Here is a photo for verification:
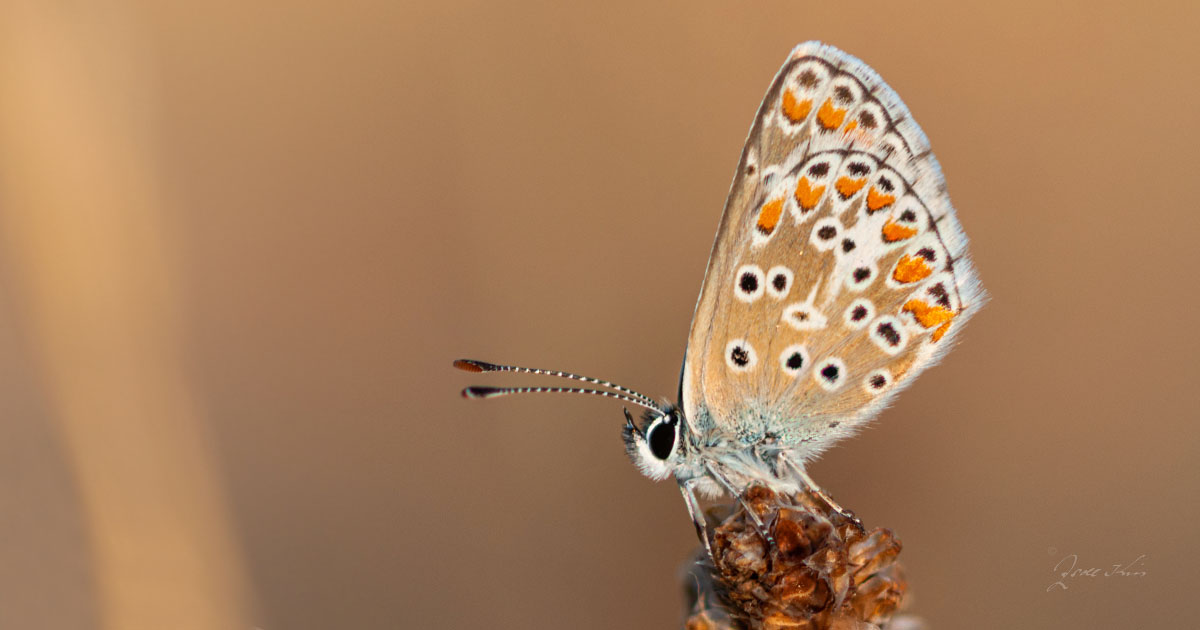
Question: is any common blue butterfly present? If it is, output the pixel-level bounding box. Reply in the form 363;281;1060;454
456;41;983;553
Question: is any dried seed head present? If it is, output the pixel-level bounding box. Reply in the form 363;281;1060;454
682;485;922;630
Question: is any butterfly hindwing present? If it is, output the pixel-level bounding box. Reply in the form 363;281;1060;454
680;42;983;460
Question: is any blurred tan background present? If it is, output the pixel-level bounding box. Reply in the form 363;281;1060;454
1;1;1197;629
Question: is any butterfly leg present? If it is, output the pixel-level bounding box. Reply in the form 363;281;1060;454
678;479;713;558
781;455;862;528
704;462;776;549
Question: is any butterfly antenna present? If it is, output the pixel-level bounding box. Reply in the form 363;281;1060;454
453;359;658;407
461;385;663;415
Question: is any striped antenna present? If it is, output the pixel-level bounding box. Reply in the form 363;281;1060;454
453;358;658;407
461;385;664;415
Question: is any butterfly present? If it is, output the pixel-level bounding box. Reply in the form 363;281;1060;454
455;42;984;553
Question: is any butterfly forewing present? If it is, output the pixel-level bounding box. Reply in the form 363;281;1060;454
680;42;983;457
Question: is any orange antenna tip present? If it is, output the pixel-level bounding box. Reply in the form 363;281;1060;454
453;359;489;373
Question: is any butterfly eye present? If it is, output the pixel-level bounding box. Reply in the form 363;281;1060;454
646;417;677;460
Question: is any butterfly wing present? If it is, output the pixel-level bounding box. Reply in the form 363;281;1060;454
680;42;984;460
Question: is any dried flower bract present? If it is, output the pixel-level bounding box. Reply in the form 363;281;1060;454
683;485;920;630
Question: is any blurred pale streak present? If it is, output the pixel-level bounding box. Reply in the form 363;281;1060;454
0;3;252;628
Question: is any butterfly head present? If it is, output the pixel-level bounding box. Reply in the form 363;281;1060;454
623;406;690;481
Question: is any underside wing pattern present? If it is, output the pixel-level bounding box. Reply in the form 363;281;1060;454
680;42;984;461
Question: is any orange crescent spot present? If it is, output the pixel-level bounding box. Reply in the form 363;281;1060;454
843;119;858;133
794;177;826;211
866;187;895;211
756;198;784;235
882;220;918;242
892;254;933;283
903;299;957;331
781;89;813;123
835;176;866;198
816;98;846;130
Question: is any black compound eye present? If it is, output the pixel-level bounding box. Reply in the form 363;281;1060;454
647;419;676;460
